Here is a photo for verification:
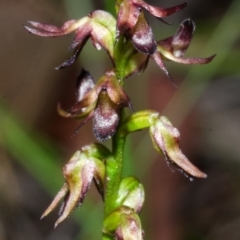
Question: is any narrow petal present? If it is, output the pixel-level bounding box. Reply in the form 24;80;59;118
55;156;95;227
151;52;175;85
133;0;187;18
24;18;89;37
93;91;120;141
165;54;216;64
41;183;68;220
26;21;73;33
55;23;92;70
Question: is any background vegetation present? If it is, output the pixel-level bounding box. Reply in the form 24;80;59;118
0;0;240;239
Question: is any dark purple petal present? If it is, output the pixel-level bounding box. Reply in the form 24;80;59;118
172;18;195;57
93;91;120;142
117;0;140;40
151;52;175;85
166;54;216;64
124;50;149;78
133;0;187;19
70;23;92;49
131;11;157;54
24;20;79;37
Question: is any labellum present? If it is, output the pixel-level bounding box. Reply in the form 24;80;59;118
93;90;120;142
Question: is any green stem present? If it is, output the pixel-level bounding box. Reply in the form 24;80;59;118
104;131;126;217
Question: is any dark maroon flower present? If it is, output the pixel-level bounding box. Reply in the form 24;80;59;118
41;146;107;227
24;10;116;69
58;69;132;141
103;206;143;240
116;0;187;54
156;18;216;65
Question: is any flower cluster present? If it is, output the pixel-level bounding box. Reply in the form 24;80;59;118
25;2;214;137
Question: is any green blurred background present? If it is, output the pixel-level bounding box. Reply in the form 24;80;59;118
1;0;240;239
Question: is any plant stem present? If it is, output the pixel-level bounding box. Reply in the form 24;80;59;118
104;131;126;217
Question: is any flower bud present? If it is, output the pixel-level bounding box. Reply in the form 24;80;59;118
41;147;106;227
116;177;145;213
76;69;95;102
103;207;143;240
116;0;187;54
172;18;195;57
131;11;156;54
150;116;207;179
93;90;120;141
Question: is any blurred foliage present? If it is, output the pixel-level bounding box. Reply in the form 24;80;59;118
0;0;240;239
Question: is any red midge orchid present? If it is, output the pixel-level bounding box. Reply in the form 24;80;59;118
24;1;215;239
116;0;187;54
58;69;132;141
41;144;109;227
24;10;116;69
156;18;216;65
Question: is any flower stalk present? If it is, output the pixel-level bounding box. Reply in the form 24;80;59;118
24;1;215;239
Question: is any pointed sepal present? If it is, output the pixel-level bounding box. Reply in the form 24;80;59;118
150;116;207;179
24;10;116;69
